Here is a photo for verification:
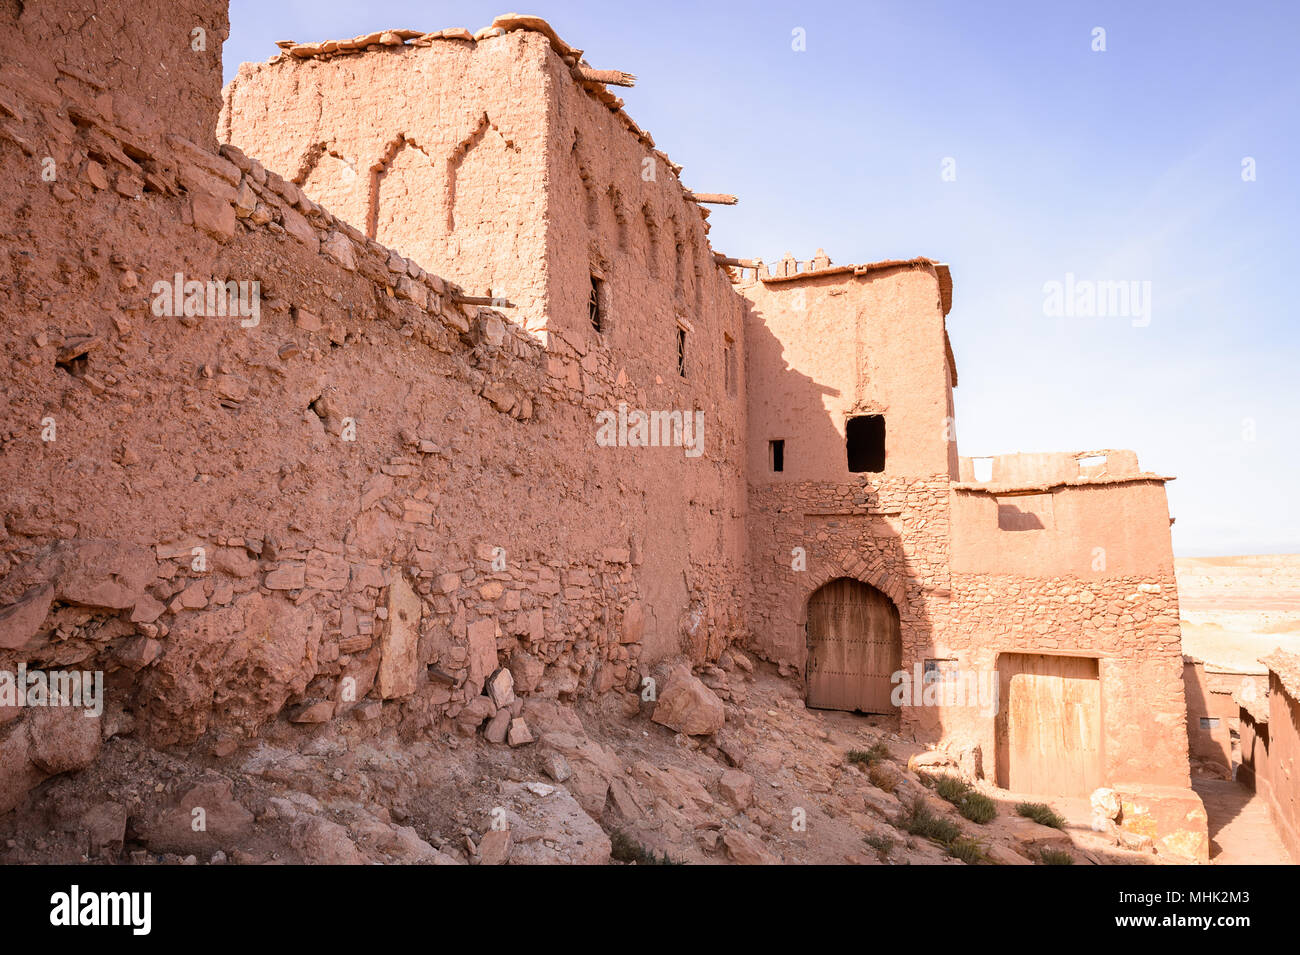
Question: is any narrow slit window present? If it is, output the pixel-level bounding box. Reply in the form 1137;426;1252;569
1200;717;1220;730
676;326;687;377
846;414;885;473
723;338;737;396
589;274;604;333
770;439;784;472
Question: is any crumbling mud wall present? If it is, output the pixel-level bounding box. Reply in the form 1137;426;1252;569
1241;653;1300;862
541;30;749;666
0;0;228;151
1;2;1200;852
0;4;743;814
221;29;551;331
222;24;750;669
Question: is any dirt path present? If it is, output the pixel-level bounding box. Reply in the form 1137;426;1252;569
1193;778;1293;864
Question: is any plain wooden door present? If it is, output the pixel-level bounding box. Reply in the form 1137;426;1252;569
996;653;1102;796
806;578;901;714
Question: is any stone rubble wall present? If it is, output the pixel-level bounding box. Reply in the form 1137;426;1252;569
744;477;953;672
940;572;1190;787
0;15;743;812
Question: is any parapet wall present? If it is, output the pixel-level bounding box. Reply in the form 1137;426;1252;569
957;449;1143;486
950;479;1177;577
222;28;552;332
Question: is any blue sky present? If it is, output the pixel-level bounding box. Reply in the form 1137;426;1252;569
225;1;1299;556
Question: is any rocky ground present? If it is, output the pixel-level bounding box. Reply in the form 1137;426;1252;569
0;653;1170;865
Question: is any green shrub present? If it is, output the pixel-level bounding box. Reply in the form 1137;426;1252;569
864;832;895;859
933;774;969;802
957;791;997;824
1016;802;1066;830
897;797;962;844
847;742;892;768
610;830;683;865
1039;847;1074;865
929;774;996;824
947;836;987;864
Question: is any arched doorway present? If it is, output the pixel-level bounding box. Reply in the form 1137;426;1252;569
805;578;902;714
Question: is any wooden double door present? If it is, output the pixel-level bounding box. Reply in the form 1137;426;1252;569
996;652;1102;796
805;578;901;714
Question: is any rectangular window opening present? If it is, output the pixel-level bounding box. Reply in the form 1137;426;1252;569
769;439;784;473
589;274;604;334
676;326;687;377
1200;717;1220;730
846;414;885;473
923;659;960;685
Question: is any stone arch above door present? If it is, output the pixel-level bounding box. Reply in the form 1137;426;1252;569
795;552;907;627
804;576;902;714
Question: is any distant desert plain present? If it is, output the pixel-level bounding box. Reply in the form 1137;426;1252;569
1176;554;1300;672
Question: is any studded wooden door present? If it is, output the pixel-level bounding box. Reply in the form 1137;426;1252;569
996;653;1102;797
805;578;901;714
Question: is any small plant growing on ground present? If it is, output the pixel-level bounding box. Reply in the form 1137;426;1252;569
947;836;987;864
847;741;892;768
1016;802;1066;830
897;797;962;844
1039;847;1073;865
610;830;682;865
864;832;895;860
956;790;997;824
932;774;969;802
930;774;997;824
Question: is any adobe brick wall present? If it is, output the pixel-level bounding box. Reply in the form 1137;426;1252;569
0;7;756;809
738;265;954;678
1240;657;1300;862
0;0;228;150
943;573;1189;787
222;26;751;669
1182;659;1264;774
736;260;1191;790
222;31;551;330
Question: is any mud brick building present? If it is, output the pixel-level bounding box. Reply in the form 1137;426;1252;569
0;5;1206;854
1238;651;1300;862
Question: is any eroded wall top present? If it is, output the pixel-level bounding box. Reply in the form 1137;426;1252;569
0;0;228;150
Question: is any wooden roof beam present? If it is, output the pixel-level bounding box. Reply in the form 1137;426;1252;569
575;66;637;87
686;192;737;205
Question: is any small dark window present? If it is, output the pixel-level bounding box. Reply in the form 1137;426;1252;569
589;275;604;333
924;659;959;684
770;439;784;472
1200;717;1220;730
676;326;687;377
723;339;736;396
846;415;885;472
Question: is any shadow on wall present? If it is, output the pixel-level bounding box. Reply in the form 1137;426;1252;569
742;301;942;731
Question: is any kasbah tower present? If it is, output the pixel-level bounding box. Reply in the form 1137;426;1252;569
0;6;1206;857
